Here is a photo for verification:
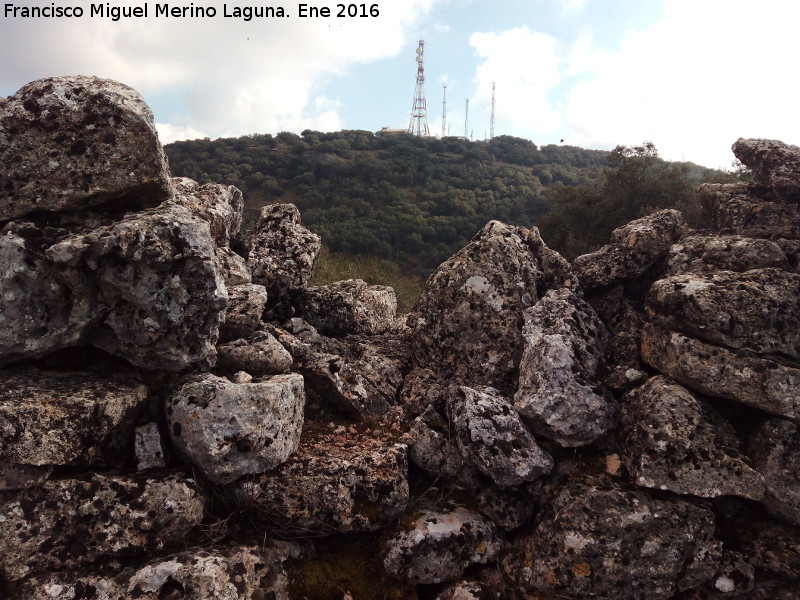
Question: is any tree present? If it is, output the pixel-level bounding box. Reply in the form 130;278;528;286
537;142;698;259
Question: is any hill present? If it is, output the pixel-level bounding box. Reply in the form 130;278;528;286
164;131;722;271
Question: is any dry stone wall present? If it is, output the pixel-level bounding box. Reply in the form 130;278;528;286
0;76;799;600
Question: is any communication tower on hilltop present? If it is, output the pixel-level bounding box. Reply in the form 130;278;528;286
490;82;496;140
442;83;447;138
408;40;430;137
465;99;469;139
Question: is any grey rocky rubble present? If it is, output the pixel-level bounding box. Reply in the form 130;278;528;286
0;76;799;600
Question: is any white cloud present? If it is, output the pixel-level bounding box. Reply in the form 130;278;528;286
155;122;210;144
470;27;564;138
1;0;438;140
562;0;800;167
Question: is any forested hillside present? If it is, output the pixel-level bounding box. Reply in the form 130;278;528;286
165;131;725;271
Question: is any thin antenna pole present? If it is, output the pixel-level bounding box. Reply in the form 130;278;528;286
490;82;496;140
465;98;469;139
407;40;430;136
442;83;447;138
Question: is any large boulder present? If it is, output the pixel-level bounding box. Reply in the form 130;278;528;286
665;233;790;275
169;177;243;247
646;268;800;360
216;330;293;376
448;385;553;487
382;506;503;585
234;430;408;535
0;203;228;370
247;204;321;316
732;138;800;201
0;368;148;489
506;483;722;600
302;278;397;336
619;376;764;500
747;418;800;526
0;473;205;581
0;76;172;222
409;221;540;395
572;209;687;290
218;283;268;342
698;182;800;239
166;373;304;485
641;324;800;420
514;288;616;447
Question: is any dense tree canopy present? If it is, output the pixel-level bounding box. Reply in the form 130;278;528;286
165;133;725;272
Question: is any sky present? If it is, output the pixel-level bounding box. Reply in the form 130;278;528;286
1;0;799;169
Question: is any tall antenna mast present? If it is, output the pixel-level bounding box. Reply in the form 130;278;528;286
490;82;496;140
465;98;469;139
442;83;447;138
407;40;430;137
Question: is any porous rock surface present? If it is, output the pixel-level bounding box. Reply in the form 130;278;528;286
409;220;540;395
0;367;148;487
247;203;321;315
514;287;616;447
233;430;409;535
506;482;722;600
619;376;764;500
166;373;304;485
0;473;205;581
0;75;171;221
448;385;553;486
3;76;800;600
303;278;397;336
382;506;503;585
14;544;293;600
572;209;687;290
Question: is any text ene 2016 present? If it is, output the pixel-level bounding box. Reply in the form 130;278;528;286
298;3;380;17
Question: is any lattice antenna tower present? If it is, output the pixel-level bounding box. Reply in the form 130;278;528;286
490;82;496;140
464;98;469;139
442;83;447;138
408;40;430;136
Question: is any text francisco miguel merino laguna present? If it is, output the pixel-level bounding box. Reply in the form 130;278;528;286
4;2;381;20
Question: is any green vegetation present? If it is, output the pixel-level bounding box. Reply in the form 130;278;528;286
536;142;741;259
165;131;609;272
165;132;730;274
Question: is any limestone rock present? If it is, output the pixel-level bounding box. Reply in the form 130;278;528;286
302;278;397;336
215;245;252;286
435;580;490;600
382;506;503;585
299;332;409;421
406;405;482;490
507;483;721;600
235;431;408;535
732;138;800;201
646;268;800;359
0;473;205;581
400;367;450;415
218;283;268;343
166;373;304;485
0;368;148;487
14;544;292;600
0;76;171;222
216;330;293;376
698;182;800;239
666;233;790;275
409;220;540;394
135;422;166;471
641;324;800;419
169;177;243;247
475;485;538;531
747;418;800;525
619;376;764;500
0;202;227;370
449;385;553;487
247;204;321;316
514;288;616;447
572;209;687;290
709;550;755;597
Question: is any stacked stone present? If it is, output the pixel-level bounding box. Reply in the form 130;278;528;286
2;74;800;600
